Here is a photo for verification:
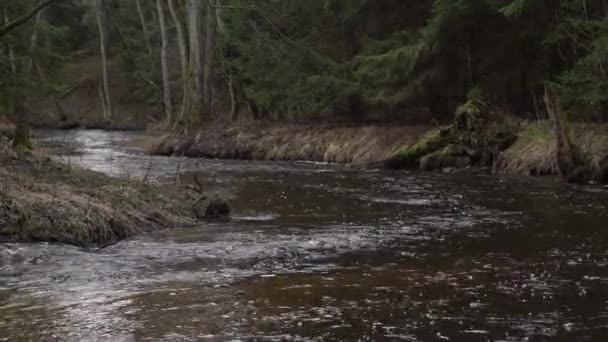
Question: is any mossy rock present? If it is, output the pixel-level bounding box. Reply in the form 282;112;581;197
193;195;231;221
385;129;446;168
12;124;33;151
442;144;466;156
419;148;472;171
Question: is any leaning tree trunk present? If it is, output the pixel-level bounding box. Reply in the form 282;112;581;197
203;0;217;117
168;0;189;123
135;0;153;56
157;0;172;121
543;86;578;180
0;0;55;38
26;8;43;77
95;0;112;123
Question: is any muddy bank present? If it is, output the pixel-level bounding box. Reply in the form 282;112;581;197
146;122;430;165
0;143;207;247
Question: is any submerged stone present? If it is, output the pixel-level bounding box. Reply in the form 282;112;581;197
193;195;231;221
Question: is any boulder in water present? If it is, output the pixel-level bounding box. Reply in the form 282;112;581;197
193;195;231;221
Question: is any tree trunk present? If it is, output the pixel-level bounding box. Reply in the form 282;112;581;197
26;8;43;77
216;0;238;121
168;0;189;122
12;123;32;151
95;0;112;123
187;0;204;118
157;0;172;121
135;0;153;55
2;7;15;116
543;86;577;179
203;0;217;117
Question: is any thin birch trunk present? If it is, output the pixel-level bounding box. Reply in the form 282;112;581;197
95;0;112;122
168;0;189;121
187;0;203;118
203;0;217;116
26;8;43;77
135;0;153;55
216;0;238;120
157;0;172;120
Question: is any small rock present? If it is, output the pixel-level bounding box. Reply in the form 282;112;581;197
193;194;231;221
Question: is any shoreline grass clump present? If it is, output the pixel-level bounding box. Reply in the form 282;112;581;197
0;142;201;247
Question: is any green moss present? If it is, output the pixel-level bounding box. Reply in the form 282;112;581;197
386;128;446;168
442;144;466;156
419;145;472;171
514;121;552;145
12;124;33;151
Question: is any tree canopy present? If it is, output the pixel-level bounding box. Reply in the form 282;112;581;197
1;0;607;125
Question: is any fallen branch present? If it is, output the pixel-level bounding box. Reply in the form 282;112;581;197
0;0;57;38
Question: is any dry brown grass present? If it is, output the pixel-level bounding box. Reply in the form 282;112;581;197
497;121;608;180
0;144;197;247
0;118;14;140
146;122;432;165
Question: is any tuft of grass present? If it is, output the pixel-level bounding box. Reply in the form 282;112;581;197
0;143;198;247
497;121;608;180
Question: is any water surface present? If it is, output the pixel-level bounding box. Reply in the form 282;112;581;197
1;130;608;341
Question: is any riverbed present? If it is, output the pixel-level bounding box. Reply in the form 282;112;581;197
1;130;608;341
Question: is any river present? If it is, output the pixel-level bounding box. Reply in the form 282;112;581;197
1;129;608;341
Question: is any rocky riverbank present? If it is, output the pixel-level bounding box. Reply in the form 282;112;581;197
384;114;608;182
0;142;224;248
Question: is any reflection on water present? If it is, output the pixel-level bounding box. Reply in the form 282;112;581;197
0;130;607;341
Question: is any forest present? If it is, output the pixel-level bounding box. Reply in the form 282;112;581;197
3;2;608;341
0;0;607;126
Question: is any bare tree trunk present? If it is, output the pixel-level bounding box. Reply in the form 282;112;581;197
135;0;153;55
95;0;112;122
216;0;238;121
187;0;204;118
543;86;576;179
4;11;16;75
2;7;15;116
26;8;43;77
168;0;189;122
228;75;238;121
203;0;217;117
157;0;172;121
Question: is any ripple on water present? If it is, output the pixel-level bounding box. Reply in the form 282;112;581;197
1;129;607;341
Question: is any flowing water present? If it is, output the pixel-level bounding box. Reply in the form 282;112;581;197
1;130;608;341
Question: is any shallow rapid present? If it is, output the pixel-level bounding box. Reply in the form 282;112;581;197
1;130;608;341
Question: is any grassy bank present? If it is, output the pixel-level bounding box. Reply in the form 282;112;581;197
0;143;200;247
144;119;607;183
497;121;608;181
146;122;430;165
